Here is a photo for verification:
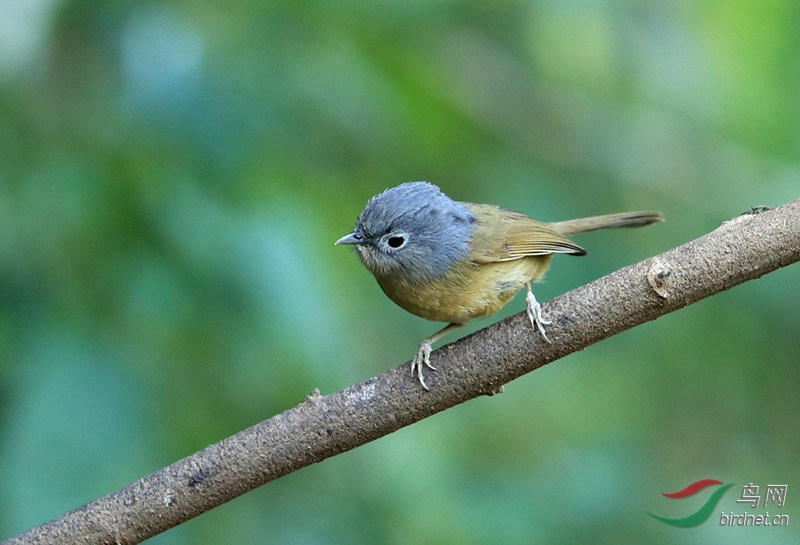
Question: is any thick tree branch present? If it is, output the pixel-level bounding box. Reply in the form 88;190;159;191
5;199;799;545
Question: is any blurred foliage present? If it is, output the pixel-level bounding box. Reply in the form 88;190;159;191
1;0;798;543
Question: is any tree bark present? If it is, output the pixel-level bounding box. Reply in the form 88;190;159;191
4;199;799;545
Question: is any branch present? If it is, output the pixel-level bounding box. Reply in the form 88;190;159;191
5;199;800;545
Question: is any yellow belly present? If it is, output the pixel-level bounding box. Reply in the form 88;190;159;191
375;255;552;324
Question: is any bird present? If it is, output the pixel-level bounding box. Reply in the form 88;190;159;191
336;181;663;389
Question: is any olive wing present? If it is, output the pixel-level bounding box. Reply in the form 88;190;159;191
464;203;586;264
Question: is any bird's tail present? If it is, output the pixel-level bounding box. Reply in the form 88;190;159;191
550;211;664;236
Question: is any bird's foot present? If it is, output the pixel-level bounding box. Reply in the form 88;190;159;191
525;286;551;343
411;341;436;390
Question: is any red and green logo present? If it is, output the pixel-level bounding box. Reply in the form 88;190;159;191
648;479;735;527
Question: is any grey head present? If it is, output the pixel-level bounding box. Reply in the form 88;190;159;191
336;182;476;285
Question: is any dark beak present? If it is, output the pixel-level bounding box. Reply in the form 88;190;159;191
335;232;364;245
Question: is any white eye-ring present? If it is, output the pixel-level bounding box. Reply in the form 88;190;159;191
383;233;408;250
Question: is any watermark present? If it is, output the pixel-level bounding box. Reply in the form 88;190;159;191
648;479;789;528
719;511;789;527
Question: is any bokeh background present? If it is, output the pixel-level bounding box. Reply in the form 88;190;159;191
1;1;798;543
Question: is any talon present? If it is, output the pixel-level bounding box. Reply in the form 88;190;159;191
408;323;461;391
525;284;551;343
411;341;434;390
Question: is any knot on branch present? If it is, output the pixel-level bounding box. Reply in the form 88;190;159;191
647;257;673;299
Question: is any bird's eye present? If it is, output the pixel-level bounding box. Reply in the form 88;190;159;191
387;235;406;249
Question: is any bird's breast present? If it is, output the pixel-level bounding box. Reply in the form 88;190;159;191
374;256;552;324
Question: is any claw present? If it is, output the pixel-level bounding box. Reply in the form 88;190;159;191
408;323;462;390
525;283;551;343
411;341;436;390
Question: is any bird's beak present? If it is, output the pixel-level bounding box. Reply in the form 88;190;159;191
335;232;363;245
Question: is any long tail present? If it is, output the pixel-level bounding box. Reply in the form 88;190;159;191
550;211;664;236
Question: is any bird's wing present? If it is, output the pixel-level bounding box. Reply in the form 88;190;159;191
464;203;586;264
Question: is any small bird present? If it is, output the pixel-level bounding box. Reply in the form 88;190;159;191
336;182;663;390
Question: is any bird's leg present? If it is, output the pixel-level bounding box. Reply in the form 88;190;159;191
412;323;462;390
525;282;551;342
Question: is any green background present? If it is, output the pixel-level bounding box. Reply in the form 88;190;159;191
1;0;798;543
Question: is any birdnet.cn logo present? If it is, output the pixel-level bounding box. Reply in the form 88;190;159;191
647;479;789;528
